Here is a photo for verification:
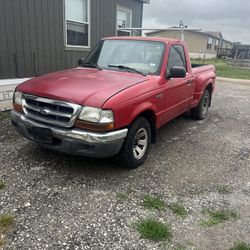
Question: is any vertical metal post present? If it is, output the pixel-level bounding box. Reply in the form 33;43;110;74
234;49;239;62
179;20;185;41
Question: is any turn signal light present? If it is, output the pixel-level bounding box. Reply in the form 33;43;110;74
13;103;23;113
75;120;114;132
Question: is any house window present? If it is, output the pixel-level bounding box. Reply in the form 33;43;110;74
207;37;213;49
214;39;219;50
117;6;132;36
65;0;90;47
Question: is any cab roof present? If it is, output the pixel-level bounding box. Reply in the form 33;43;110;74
103;36;182;45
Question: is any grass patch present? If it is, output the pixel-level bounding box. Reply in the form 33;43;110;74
137;218;172;242
174;243;187;250
142;195;166;211
169;203;188;218
231;242;250;250
200;209;237;226
116;192;128;200
116;187;135;200
0;215;14;234
0;112;9;121
191;58;250;80
0;238;6;247
0;181;5;190
217;185;232;194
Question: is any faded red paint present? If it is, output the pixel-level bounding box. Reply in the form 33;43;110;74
16;37;216;130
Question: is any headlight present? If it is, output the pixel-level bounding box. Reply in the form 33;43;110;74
14;91;23;105
78;106;114;124
13;91;23;112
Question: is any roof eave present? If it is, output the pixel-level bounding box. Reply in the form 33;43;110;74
146;29;233;44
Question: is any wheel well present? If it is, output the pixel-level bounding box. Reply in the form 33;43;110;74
206;83;213;107
138;110;157;144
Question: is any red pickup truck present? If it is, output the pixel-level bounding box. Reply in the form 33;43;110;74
11;37;215;168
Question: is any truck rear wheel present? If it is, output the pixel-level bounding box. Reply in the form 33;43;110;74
118;117;151;169
191;89;210;120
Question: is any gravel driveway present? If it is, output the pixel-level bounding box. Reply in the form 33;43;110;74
0;81;250;250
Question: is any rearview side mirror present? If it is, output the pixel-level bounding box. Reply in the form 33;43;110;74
78;58;86;66
166;66;186;79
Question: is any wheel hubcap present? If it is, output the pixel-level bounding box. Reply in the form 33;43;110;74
133;128;148;160
201;94;209;116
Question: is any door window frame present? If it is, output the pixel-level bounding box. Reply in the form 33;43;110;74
167;45;187;73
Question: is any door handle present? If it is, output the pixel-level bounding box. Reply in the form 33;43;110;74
186;79;193;85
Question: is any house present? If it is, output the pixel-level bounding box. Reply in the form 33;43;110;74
146;29;233;59
0;0;149;79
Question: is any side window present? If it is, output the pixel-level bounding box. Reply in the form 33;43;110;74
167;45;187;72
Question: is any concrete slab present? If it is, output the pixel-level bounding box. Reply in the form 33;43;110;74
0;78;30;111
0;78;30;86
216;77;250;84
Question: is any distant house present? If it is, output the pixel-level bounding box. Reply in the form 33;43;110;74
146;29;233;59
0;0;149;79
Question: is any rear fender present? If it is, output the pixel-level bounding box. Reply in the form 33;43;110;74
193;73;215;105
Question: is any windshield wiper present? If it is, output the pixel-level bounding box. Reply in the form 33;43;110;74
108;64;146;76
81;62;102;70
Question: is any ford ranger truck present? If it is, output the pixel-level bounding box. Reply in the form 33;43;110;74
11;37;216;168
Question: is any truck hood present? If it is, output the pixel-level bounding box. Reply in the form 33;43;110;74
17;68;148;107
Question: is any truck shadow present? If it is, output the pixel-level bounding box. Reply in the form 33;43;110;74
22;112;195;172
18;112;202;190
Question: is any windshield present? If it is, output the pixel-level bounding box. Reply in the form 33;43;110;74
85;40;165;75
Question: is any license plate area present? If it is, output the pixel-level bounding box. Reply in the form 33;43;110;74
31;127;53;144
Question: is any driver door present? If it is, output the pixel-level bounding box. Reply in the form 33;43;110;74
160;45;194;124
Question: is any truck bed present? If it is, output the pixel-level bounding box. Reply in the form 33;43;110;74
192;64;215;76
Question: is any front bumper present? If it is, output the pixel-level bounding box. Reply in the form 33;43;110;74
10;110;128;158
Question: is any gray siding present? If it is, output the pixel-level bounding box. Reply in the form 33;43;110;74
0;0;143;79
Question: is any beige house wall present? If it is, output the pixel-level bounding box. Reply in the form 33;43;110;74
183;31;215;54
146;30;232;59
221;41;233;49
148;30;182;39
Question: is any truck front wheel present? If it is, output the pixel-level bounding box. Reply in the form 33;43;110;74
191;89;211;120
118;117;151;169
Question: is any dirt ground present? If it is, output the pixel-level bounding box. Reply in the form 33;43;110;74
0;80;250;250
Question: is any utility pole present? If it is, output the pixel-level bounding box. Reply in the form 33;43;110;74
179;20;185;41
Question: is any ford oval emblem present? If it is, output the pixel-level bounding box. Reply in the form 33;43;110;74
40;108;50;115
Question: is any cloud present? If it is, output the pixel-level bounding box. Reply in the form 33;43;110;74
142;0;250;43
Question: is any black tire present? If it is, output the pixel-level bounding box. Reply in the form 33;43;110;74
118;117;151;169
191;89;211;120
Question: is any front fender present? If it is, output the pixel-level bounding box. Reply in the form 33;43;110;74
129;101;157;125
112;98;158;130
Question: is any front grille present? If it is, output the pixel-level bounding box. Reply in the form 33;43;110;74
22;94;82;128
